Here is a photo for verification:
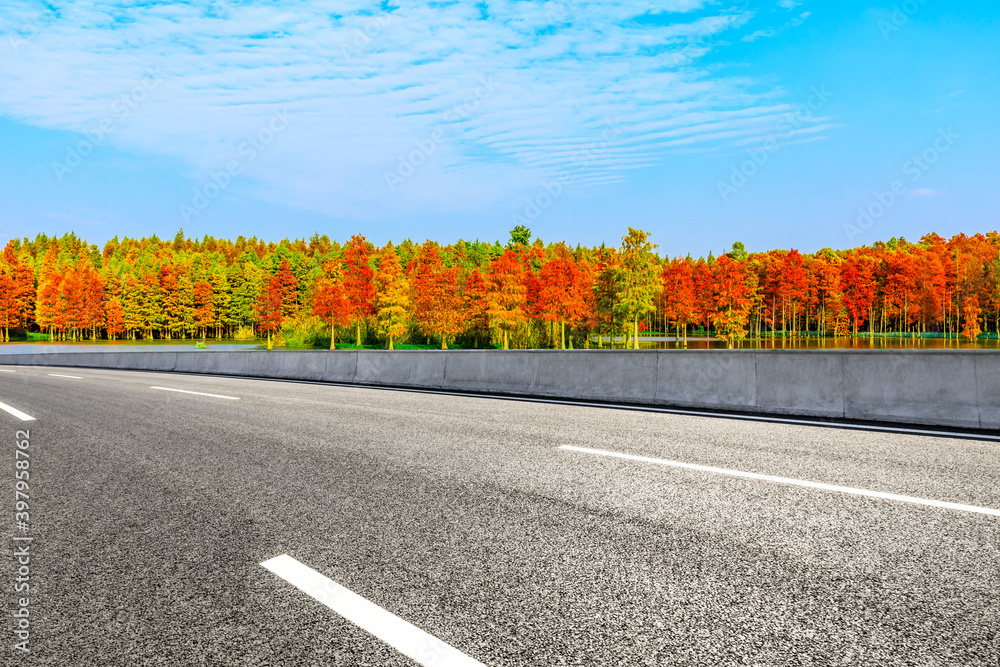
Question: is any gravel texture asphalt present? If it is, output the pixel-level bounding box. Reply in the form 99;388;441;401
0;365;998;666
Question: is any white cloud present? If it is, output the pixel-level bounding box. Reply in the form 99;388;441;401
742;10;810;41
0;0;831;220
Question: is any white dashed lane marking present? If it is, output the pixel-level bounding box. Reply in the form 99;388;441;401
561;445;1000;517
150;386;240;400
0;400;34;421
261;555;486;666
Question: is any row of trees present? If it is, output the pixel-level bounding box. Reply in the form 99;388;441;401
2;228;999;349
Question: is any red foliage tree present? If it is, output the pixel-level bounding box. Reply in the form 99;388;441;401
771;249;808;336
709;255;752;345
408;242;463;349
312;261;351;349
538;244;586;349
343;235;375;346
840;252;876;337
193;280;216;339
659;257;697;344
255;274;284;349
462;268;490;347
275;259;299;318
485;249;526;349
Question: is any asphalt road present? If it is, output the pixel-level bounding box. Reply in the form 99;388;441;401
0;364;998;666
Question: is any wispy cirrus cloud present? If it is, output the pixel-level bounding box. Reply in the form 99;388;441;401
742;9;811;42
0;0;832;221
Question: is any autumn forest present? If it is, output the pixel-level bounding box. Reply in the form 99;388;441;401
1;227;999;350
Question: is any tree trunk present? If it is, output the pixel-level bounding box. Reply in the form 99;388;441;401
330;319;336;350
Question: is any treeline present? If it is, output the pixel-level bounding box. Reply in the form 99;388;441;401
1;227;999;349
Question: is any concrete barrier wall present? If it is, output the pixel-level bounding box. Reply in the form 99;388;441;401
1;349;997;430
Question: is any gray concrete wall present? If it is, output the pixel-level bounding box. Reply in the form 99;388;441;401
1;349;996;429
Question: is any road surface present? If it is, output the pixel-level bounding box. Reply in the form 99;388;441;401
1;364;997;665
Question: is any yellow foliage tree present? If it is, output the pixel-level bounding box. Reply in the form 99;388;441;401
374;246;410;350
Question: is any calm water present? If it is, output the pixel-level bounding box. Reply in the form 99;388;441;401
590;335;1000;350
627;336;1000;350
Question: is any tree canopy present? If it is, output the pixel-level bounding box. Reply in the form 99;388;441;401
3;229;1000;349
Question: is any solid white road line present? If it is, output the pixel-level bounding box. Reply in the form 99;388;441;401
48;373;82;379
149;386;240;400
261;555;485;667
0;400;34;421
0;369;16;373
561;445;1000;518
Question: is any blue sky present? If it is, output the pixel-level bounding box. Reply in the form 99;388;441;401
0;0;997;256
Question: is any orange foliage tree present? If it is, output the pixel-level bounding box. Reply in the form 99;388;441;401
485;249;526;349
538;244;586;349
6;228;1000;347
343;235;375;346
312;261;350;349
408;242;463;349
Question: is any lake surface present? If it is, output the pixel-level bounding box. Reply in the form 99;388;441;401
621;336;1000;350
